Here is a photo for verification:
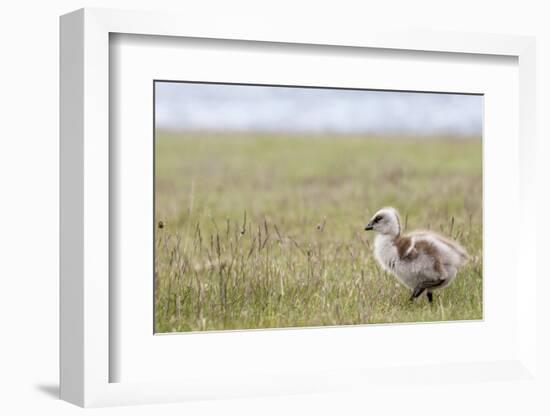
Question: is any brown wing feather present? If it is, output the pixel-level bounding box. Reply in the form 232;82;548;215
409;230;468;261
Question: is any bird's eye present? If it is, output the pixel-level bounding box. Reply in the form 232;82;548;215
374;215;383;223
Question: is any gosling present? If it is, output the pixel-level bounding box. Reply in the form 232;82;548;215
364;207;468;303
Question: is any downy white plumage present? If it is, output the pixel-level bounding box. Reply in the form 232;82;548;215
364;207;468;303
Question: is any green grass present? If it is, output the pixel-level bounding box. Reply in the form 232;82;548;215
155;132;482;332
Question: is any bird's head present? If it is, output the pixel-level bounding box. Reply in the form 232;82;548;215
365;207;401;237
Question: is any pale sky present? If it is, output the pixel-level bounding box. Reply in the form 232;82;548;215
155;82;482;137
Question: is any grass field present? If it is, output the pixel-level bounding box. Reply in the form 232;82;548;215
154;132;482;332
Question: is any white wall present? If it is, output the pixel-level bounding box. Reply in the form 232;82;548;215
1;1;548;415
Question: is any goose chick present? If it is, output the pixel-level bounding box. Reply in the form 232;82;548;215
364;207;468;303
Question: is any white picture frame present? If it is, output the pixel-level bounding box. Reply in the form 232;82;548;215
60;7;539;408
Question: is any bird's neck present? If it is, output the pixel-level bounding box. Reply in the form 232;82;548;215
374;233;399;250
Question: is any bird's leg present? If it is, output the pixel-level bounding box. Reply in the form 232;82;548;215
409;286;426;301
426;291;433;303
411;279;445;302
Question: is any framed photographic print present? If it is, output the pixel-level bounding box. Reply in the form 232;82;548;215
60;8;540;409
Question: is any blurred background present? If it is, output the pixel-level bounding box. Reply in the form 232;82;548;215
155;82;482;137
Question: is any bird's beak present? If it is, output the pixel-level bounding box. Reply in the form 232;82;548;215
365;222;374;231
